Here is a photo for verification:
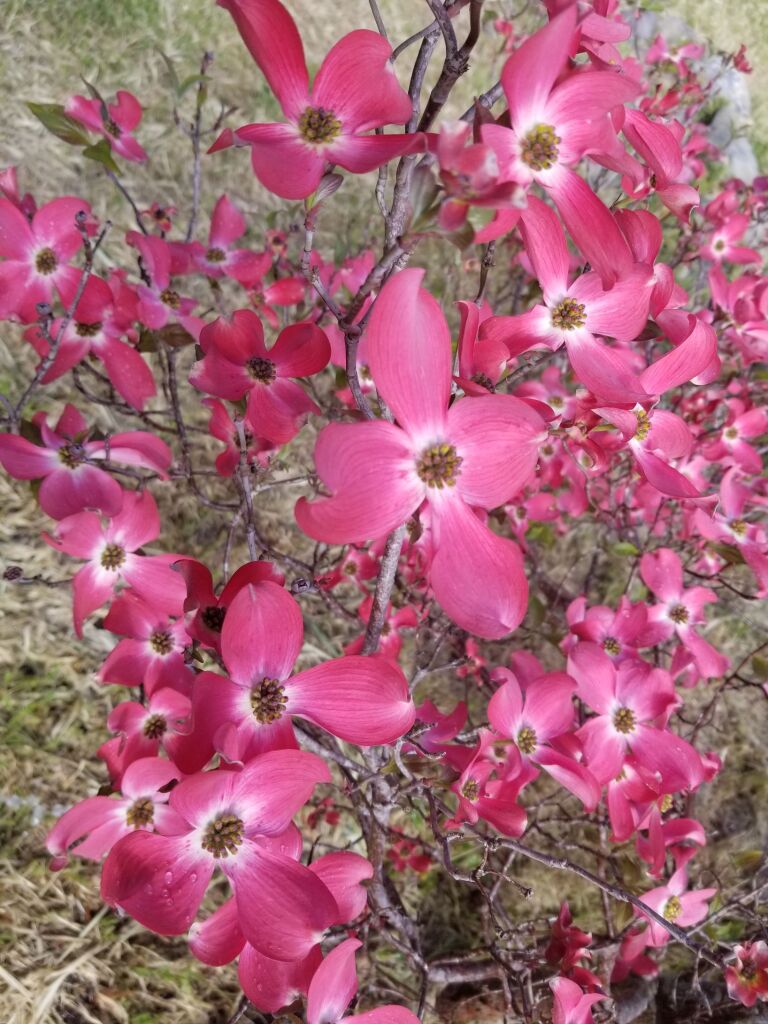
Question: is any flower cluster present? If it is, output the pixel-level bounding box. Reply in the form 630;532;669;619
1;0;766;1019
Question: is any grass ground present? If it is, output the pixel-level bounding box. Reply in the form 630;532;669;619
1;2;767;1023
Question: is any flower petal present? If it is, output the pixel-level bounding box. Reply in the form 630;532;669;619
366;268;451;440
222;582;303;684
288;655;415;745
429;497;528;639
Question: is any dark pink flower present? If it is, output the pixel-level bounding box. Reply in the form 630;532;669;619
46;757;182;870
725;941;768;1007
306;937;420;1024
482;196;652;403
43;491;186;635
173;557;283;649
636;866;716;946
66;89;147;162
99;589;190;693
640;548;730;679
192;582;416;763
190;851;371;1012
0;195;91;321
568;644;703;790
23;272;156;409
481;6;640;284
488;670;599;810
0;405;169;519
101;749;339;960
296;269;547;639
189;194;272;283
216;0;419;200
190;309;330;445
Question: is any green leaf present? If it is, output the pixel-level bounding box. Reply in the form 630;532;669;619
81;77;109;118
752;656;768;681
82;138;120;174
155;48;180;94
26;102;90;146
527;521;555;547
734;849;764;871
612;542;640;557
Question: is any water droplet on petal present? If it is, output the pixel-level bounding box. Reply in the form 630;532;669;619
164;870;173;884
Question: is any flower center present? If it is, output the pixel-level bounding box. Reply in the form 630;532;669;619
731;518;747;537
517;726;537;755
35;247;58;275
669;604;689;624
521;123;560;171
75;320;103;337
201;605;226;632
416;443;463;489
206;246;226;263
298;106;342;144
634;409;651;441
663;894;683;922
201;813;245;858
613;706;636;734
160;288;181;309
250;677;288;724
549;395;564;408
724;426;739;440
247;357;277;384
659;793;673;813
150;630;174;655
100;543;126;571
104;117;122;138
462;779;479;801
126;797;154;828
58;443;86;468
551;297;587;331
143;713;167;739
603;636;621;656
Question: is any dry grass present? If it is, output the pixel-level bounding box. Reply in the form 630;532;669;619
1;2;767;1022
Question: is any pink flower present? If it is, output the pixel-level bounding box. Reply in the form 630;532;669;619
488;669;599;810
99;589;190;692
190;309;330;445
173;557;284;650
125;232;201;336
306;937;420;1024
43;490;187;635
550;976;606;1024
482;196;652;403
701;398;768;473
215;0;418;200
296;269;547;639
725;941;768;1007
447;730;528;836
636;866;716;946
101;749;339;960
23;272;156;409
482;6;639;284
568;644;703;790
455;298;509;395
100;685;194;782
46;757;182;870
189;194;271;283
0;195;91;321
693;468;768;596
190;851;371;1012
192;581;416;763
66;89;147;162
565;595;648;662
640;548;730;679
0;404;169;519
